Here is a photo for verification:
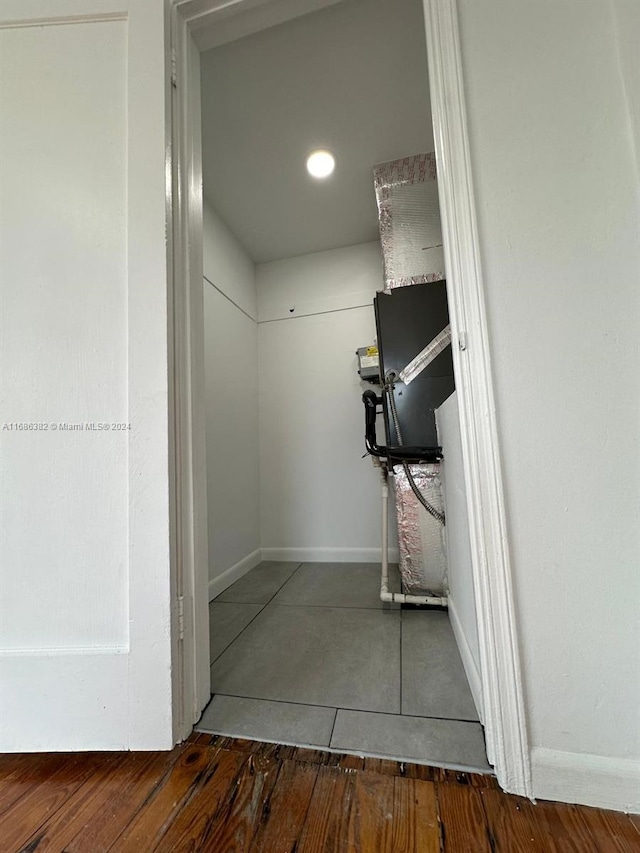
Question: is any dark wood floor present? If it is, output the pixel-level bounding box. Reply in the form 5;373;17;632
0;732;637;852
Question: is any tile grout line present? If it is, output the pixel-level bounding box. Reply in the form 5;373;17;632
206;693;482;725
327;708;339;749
220;563;402;612
267;563;402;611
263;562;304;606
209;604;267;666
211;693;399;716
209;562;303;667
212;598;398;670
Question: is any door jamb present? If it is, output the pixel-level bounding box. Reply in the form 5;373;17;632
169;0;210;740
423;0;531;797
169;0;532;797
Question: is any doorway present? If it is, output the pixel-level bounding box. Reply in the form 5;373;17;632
172;2;526;792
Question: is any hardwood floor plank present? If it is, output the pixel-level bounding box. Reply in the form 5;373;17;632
628;813;640;836
345;769;396;852
189;733;214;746
522;801;602;852
467;771;501;789
151;748;246;852
195;750;281;852
334;753;366;772
106;744;214;852
15;753;127;853
0;755;71;819
0;754;63;790
0;754;32;774
403;763;438;782
391;777;441;853
0;738;631;853
251;742;284;762
362;758;402;778
268;744;298;761
286;747;331;766
573;804;640;852
297;765;356;853
482;787;629;853
63;747;187;853
436;781;492;852
436;768;499;789
247;759;319;853
480;788;562;852
0;754;105;853
297;766;441;853
208;735;234;749
492;792;601;853
226;738;263;755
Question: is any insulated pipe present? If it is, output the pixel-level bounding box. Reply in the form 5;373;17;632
379;467;448;607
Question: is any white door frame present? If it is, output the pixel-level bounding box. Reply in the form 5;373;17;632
423;0;531;797
169;0;532;798
169;0;211;741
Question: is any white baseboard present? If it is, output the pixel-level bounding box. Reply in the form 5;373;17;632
260;546;400;564
448;596;484;724
208;547;400;600
531;747;640;813
208;549;262;601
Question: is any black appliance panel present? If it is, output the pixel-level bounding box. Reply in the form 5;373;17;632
374;282;455;448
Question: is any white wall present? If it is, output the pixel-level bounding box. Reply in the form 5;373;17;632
257;242;399;562
436;392;481;717
203;200;260;592
457;0;640;810
204;201;257;318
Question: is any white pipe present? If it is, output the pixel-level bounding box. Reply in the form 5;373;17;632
379;466;448;607
380;467;389;590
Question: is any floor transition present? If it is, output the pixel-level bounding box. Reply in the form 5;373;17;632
3;734;634;851
198;561;489;772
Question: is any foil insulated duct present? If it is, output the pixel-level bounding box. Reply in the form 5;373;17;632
392;463;447;594
373;153;445;290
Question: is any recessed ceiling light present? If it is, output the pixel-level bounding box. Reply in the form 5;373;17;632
306;149;335;179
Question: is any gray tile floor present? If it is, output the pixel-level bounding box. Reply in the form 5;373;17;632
197;561;490;772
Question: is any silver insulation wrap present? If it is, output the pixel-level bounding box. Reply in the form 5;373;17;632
392;463;447;594
399;324;452;386
373;153;445;290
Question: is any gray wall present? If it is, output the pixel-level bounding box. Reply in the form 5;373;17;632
436;392;481;717
457;0;640;809
203;200;260;588
257;242;399;562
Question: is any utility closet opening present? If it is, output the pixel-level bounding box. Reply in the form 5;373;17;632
196;0;488;773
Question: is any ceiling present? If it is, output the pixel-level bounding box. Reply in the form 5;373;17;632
191;0;345;53
200;0;434;263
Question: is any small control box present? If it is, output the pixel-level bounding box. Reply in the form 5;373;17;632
356;345;380;383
